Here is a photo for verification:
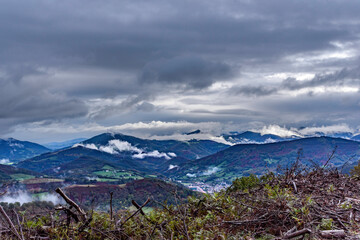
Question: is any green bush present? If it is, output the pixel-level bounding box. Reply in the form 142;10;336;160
228;174;260;192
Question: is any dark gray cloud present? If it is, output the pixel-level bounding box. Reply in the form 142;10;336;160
230;65;360;97
0;65;88;128
229;86;278;97
140;56;234;89
282;67;360;90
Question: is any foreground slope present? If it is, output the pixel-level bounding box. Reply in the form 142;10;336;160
169;136;360;182
2;167;360;239
63;178;195;210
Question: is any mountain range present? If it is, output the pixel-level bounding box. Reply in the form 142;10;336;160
167;136;360;183
16;133;229;176
1;131;360;186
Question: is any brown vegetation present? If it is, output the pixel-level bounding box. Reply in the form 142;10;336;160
1;162;360;239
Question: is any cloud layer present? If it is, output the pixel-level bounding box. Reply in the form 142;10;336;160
75;139;176;160
1;0;360;142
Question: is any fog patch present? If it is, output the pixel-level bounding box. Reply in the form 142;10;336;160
202;167;220;176
73;140;141;154
103;140;142;154
0;191;64;205
133;150;172;160
73;143;98;150
0;159;10;164
168;164;178;170
255;125;301;138
85;176;98;181
168;152;177;158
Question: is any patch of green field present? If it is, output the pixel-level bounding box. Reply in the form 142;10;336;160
146;175;157;178
24;178;64;184
96;178;118;182
10;174;35;181
102;165;114;170
93;170;143;180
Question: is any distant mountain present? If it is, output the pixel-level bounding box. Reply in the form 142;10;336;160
16;146;140;173
43;156;124;176
81;133;229;161
43;138;87;150
0;138;50;163
16;133;229;174
310;131;353;139
41;156;147;182
351;135;360;141
168;137;360;183
223;131;295;144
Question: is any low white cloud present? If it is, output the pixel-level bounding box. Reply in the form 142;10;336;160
17;121;227;139
253;124;355;138
0;159;10;164
73;143;98;150
149;133;234;145
168;164;178;170
186;173;197;178
255;125;301;138
74;139;174;160
202;166;220;176
298;124;354;136
38;193;65;205
231;137;278;144
132;150;172;160
0;191;64;205
74;140;142;154
100;140;142;154
0;191;33;205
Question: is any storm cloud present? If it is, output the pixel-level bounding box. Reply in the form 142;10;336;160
1;0;360;142
140;56;234;89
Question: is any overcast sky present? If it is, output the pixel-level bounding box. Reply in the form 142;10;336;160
1;0;360;143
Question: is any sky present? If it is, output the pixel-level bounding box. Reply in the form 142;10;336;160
1;0;360;143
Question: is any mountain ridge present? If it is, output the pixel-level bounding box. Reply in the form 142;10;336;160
168;136;360;183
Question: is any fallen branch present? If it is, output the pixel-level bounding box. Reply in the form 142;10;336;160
319;230;346;238
55;188;87;221
283;228;311;239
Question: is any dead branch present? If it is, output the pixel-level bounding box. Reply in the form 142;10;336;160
55;188;87;221
282;228;311;239
0;205;22;240
118;198;151;227
319;230;346;238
